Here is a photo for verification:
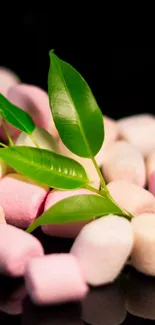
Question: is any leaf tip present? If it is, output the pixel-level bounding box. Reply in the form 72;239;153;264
49;48;55;57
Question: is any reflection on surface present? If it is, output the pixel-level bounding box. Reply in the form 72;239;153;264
126;268;155;320
0;276;26;315
35;229;74;255
22;297;83;325
1;232;155;325
82;277;126;325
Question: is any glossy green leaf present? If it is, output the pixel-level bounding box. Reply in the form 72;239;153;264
0;146;88;189
48;51;104;158
0;93;35;134
26;194;123;233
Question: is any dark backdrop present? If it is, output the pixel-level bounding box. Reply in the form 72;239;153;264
0;12;154;120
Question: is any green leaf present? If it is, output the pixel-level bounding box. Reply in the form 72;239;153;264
0;146;88;189
26;194;123;233
48;51;104;158
0;93;35;134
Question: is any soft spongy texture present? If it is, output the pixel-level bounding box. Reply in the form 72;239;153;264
70;215;133;286
131;213;155;276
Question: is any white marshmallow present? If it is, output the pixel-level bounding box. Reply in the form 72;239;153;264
70;215;133;286
101;140;146;187
95;115;119;166
15;127;56;151
107;180;155;215
146;151;155;178
145;151;155;195
117;114;155;157
131;213;155;276
57;139;100;189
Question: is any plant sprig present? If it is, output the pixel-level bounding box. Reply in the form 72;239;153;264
0;50;133;232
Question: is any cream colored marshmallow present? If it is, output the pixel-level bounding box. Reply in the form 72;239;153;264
70;215;133;286
131;213;155;276
117;114;155;157
107;180;155;215
101;140;146;187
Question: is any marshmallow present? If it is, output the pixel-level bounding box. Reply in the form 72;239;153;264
107;180;155;215
126;270;155;320
15;127;56;151
25;254;88;305
146;151;155;195
131;213;155;276
0;224;44;277
0;84;59;142
0;173;49;228
95;116;119;166
0;206;5;224
57;139;100;189
101;140;146;187
42;188;93;238
82;279;126;325
0;67;20;96
117;114;155;157
70;215;133;286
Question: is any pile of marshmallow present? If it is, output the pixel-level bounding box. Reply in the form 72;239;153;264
1;67;155;306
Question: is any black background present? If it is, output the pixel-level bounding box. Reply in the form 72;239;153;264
0;12;154;120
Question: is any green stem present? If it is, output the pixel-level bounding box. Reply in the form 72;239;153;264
85;184;103;196
90;156;133;220
100;188;133;220
91;156;107;192
86;184;133;221
0;142;8;148
2;122;14;146
29;134;40;148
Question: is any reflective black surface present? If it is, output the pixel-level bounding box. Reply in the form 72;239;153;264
1;230;155;324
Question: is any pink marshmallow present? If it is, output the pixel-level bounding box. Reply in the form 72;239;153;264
0;206;5;224
0;173;49;228
0;67;20;96
0;224;44;277
0;84;59;142
148;171;155;196
25;254;88;305
42;188;94;238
